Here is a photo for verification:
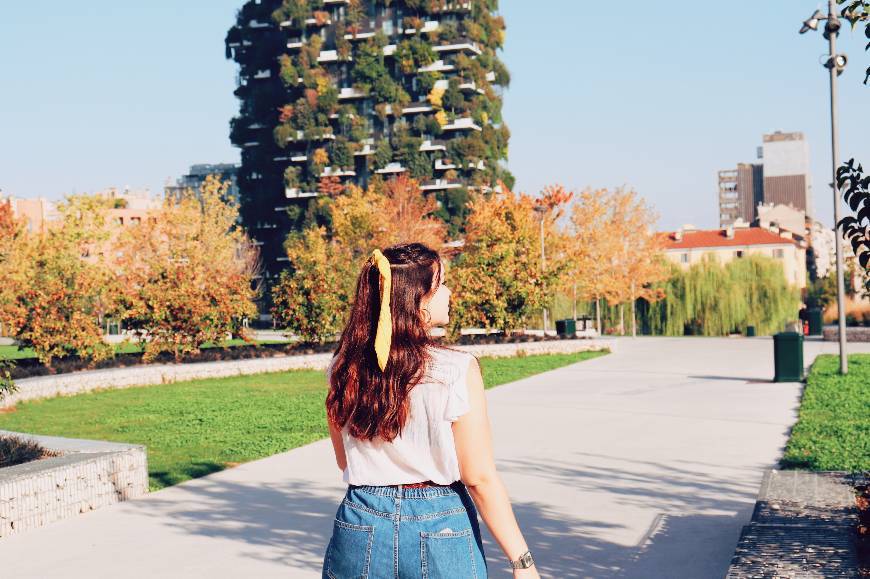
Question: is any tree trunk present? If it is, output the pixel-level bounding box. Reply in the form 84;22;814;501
572;283;577;320
631;281;637;337
619;303;625;335
595;298;601;335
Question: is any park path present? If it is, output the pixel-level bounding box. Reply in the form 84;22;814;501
1;336;866;579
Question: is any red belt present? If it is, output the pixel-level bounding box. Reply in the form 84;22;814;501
400;480;444;488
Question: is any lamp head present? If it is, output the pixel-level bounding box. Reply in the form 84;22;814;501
799;9;824;34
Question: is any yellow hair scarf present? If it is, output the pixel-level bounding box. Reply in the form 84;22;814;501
370;249;392;371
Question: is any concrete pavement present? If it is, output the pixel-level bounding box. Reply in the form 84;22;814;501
1;336;867;579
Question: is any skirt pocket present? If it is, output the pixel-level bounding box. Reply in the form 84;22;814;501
325;518;374;579
420;527;478;579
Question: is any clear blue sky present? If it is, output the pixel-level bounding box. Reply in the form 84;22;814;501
1;1;867;231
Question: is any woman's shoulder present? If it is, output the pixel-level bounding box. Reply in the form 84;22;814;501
428;344;473;363
426;345;476;377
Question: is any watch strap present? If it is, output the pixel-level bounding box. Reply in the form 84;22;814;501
509;550;534;569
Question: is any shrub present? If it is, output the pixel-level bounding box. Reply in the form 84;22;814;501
0;435;60;469
0;359;16;401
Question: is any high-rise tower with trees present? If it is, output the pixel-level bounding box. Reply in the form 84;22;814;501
226;0;511;278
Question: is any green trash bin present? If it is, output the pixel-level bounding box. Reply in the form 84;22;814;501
807;308;823;336
555;319;576;337
773;331;804;382
746;325;756;337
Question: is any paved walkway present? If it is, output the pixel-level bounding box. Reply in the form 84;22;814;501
1;337;867;578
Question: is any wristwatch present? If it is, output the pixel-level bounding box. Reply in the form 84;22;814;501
509;550;535;569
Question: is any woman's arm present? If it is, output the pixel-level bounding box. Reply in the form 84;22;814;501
452;357;539;578
327;417;347;472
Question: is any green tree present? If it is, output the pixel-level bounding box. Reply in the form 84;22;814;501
271;226;350;344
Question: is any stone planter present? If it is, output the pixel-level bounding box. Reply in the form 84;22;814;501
0;431;148;538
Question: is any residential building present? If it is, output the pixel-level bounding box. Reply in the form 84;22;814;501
225;0;511;278
718;131;812;228
661;220;808;289
165;163;241;206
718;163;762;227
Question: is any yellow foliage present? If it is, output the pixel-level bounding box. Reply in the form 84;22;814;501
435;110;448;127
312;147;330;166
428;86;445;109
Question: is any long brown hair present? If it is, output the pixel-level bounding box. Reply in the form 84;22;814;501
326;242;445;442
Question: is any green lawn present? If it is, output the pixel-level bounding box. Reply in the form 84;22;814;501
0;339;288;361
781;353;870;472
0;349;607;491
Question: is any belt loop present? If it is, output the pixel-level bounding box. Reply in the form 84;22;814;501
397;483;403;497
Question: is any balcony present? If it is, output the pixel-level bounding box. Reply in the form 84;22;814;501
287;40;304;49
459;81;485;94
320;167;356;177
433;41;482;56
485;71;496;82
403;20;439;34
346;31;378;41
375;163;407;175
420;179;462;191
317;50;339;63
418;60;455;74
420;140;447;152
240;141;260;148
290;155;308;162
282;190;318;200
435;159;457;170
387;102;432;115
442;117;481;132
338;87;367;100
323;0;349;4
247;19;270;29
354;141;375;156
305;15;332;27
253;69;271;79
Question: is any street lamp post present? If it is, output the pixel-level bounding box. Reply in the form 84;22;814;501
533;204;548;335
800;0;849;374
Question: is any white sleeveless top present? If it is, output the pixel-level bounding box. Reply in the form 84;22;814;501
328;346;475;486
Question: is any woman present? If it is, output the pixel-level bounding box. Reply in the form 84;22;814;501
322;242;539;579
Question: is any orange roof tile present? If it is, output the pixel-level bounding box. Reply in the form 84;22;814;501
659;227;801;250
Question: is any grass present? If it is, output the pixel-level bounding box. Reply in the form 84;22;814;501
0;349;608;491
781;353;870;472
0;339;288;361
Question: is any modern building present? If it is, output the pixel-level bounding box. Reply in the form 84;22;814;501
718;163;762;227
165;163;241;206
761;131;812;214
718;131;812;228
225;0;512;278
661;220;808;289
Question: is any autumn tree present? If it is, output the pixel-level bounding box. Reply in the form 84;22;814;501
271;226;350;344
115;176;259;362
3;195;119;366
448;183;562;335
534;184;576;325
271;175;447;341
570;187;668;335
0;201;25;341
376;175;447;249
601;187;669;336
570;188;620;333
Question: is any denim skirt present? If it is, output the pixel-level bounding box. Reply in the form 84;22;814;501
321;480;488;578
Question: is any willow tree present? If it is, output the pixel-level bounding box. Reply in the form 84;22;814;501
646;253;801;336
